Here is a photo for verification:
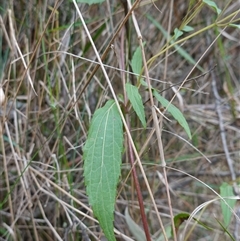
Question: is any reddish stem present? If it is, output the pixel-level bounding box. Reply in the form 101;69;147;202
127;135;152;241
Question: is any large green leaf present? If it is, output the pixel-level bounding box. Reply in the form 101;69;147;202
153;90;192;139
220;182;237;227
83;100;123;241
126;83;146;128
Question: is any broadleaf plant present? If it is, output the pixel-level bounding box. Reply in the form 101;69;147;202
83;100;123;241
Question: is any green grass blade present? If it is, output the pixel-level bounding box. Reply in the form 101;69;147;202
126;83;146;128
215;218;235;241
83;100;123;241
153;89;192;139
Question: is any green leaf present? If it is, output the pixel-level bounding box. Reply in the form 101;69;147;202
76;0;105;5
220;182;237;227
173;28;183;40
182;25;194;32
131;45;142;77
173;212;213;236
125;208;146;241
174;213;190;229
131;44;146;83
83;100;123;241
129;45;147;128
140;79;148;88
229;24;240;29
153;90;192;139
126;83;146;128
203;0;221;15
173;213;190;236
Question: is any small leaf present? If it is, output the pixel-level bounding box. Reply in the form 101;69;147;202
131;45;142;77
203;0;221;15
126;83;146;128
174;26;194;40
125;208;146;241
140;79;148;88
182;25;194;32
229;24;240;29
173;212;213;236
76;0;105;5
153;90;192;139
220;182;237;227
174;213;190;230
83;100;123;241
131;44;146;83
173;28;183;40
173;213;190;236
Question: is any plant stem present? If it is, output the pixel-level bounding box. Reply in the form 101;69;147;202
126;127;152;241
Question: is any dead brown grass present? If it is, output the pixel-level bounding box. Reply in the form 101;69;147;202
0;0;240;240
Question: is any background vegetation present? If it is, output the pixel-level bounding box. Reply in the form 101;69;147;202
0;0;239;240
